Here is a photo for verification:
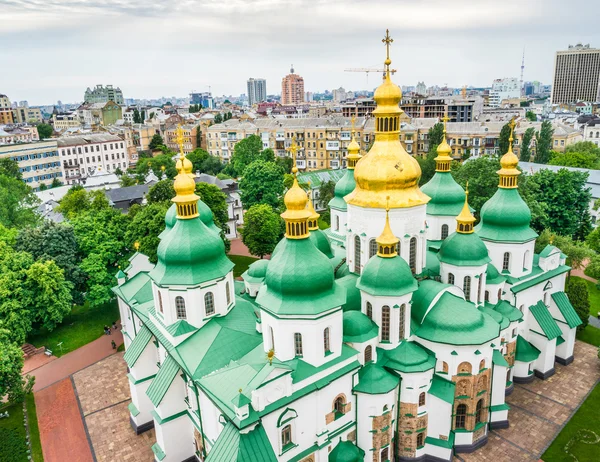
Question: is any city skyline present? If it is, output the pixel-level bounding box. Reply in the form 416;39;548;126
2;0;600;105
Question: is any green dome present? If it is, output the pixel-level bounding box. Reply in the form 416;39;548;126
383;341;436;373
242;259;269;284
309;229;333;258
197;200;222;235
353;362;399;395
411;280;452;325
476;188;537;243
343;311;378;342
165;204;178;228
421;172;465;216
486;263;505;284
337;274;361;312
256;237;345;316
478;305;509;329
438;232;490;267
328;169;356;211
357;255;417;297
150;217;234;286
329;441;364;462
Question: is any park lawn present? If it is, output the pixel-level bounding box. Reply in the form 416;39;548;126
570;276;600;317
27;300;120;357
576;325;600;346
26;394;43;462
229;254;259;277
542;382;600;462
0;402;29;462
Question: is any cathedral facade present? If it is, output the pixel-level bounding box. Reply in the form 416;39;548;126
114;33;582;462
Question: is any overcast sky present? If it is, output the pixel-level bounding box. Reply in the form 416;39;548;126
2;0;600;105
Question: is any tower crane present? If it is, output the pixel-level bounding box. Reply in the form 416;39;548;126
344;67;397;86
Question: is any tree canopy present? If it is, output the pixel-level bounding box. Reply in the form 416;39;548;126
534;120;554;164
241;204;282;258
549;142;600;169
36;123;54;140
125;202;169;263
0;174;39;228
566;277;590;330
239;160;285;210
230;135;275;177
148;133;165;150
187;148;224;175
148;179;175;204
135;153;177;179
498;122;512;156
519;127;535;162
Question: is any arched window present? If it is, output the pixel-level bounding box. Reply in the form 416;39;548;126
175;296;186;319
442;361;449;373
364;345;372;363
226;281;231;305
441;224;449;239
463;276;471;300
381;448;389;462
335;215;340;231
354;236;361;274
458;362;472;374
477;274;483;303
448;273;455;285
205;292;215;316
498;288;502;300
366;302;373;320
381;306;390;341
503;252;510;271
369;239;377;258
399;304;406;341
419;392;426;406
323;328;331;353
479;359;485;371
333;395;346;415
294;333;303;357
455;404;467;429
269;326;275;350
417;432;424;448
485;290;489;302
523;250;530;270
475;399;483;424
409;237;417;273
158;291;163;313
281;424;292;448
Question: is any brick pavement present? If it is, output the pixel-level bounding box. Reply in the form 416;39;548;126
456;341;600;462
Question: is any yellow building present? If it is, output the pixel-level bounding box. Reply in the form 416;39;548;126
164;124;199;155
12;106;43;124
52;112;81;131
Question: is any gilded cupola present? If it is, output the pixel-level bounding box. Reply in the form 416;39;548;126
497;118;520;189
172;126;200;219
281;139;311;239
346;30;430;209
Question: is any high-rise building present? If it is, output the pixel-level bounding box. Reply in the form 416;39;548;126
489;78;520;107
247;78;267;106
281;65;305;105
84;85;124;105
551;44;600;104
190;92;214;109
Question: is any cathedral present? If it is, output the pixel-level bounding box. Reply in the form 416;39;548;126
114;32;582;462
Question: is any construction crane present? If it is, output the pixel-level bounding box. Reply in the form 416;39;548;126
345;67;397;86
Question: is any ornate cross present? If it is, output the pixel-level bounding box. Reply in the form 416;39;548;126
382;29;393;60
441;115;450;133
176;124;185;157
508;117;516;143
286;136;300;172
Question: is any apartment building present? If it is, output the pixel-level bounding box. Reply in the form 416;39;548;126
247;78;267;106
0;125;39;145
281;66;305;105
0;94;14;124
489;78;520;107
0;140;62;190
164;124;199;154
53;112;81;130
57;133;129;184
12;105;43;124
105;125;139;167
513;121;583;159
84;84;124;105
78;101;123;126
552;44;600;104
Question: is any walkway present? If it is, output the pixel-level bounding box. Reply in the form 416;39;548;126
456;341;600;461
31;328;123;392
229;238;270;259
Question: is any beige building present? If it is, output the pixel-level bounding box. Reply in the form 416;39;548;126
53;112;82;131
12;105;43;124
0;94;14;124
131;124;157;152
164;124;200;154
0;140;63;190
0;125;40;145
513;121;583;159
281;65;305;105
552;44;600;104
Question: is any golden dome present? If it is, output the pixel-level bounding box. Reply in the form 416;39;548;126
455;184;475;233
281;169;311;219
306;192;320;231
347;118;362;169
497;119;520;189
373;73;402;112
434;116;452;172
377;201;399;258
176;156;194;178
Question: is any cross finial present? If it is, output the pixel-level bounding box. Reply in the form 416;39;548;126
176;124;185;159
508;117;516;145
386;195;390;213
382;29;393;60
287;136;300;174
441;115;450;134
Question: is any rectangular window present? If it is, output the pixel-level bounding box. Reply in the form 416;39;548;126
294;333;303;357
382;306;390;341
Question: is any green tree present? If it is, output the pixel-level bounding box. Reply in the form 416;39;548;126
120;174;138;187
276;156;293;174
149;133;165;150
187;148;210;173
51;177;62;188
0;158;22;179
0;330;34;403
566;277;590;330
534;120;554;164
525;111;537;122
39;183;47;191
133;109;141;124
214;113;223;124
584;254;600;280
36;123;53;140
201;156;224;175
231;135;273;176
125;202;169;263
0;174;39;228
451;157;502;218
317;180;336;210
536;230;592;271
519;127;535;162
196;126;202;148
58;187;109;218
196;183;228;229
418;122;444;185
148;179;175;203
241;204;282;258
141;110;146;122
239;160;285;209
498;122;512;156
565;141;600;156
549;151;598;169
136;153;177;179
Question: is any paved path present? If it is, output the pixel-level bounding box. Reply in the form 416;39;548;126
589;315;600;328
229;238;270;259
31;328;123;392
571;260;598;283
22;352;56;375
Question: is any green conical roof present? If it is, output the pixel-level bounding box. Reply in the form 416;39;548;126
150;214;234;286
163;202;220;237
486;263;505;284
438;232;490;267
337;274;361;312
329;440;364;462
421;171;465;216
309;229;333;258
383;341;436;373
328;169;356;211
342;311;378;343
242;259;269;284
476;188;537;243
357;254;417;297
256;237;345;316
353;362;399;395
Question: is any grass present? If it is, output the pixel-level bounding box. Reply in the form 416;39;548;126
576;325;600;346
27;301;120;357
117;343;125;352
570;276;600;317
25;394;43;462
542;382;600;461
228;254;259;277
0;402;28;462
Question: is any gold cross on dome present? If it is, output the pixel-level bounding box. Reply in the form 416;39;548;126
441;115;450;133
382;29;393;60
287;137;299;157
508;117;516;143
176;125;185;158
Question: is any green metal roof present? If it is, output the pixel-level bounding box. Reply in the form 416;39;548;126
327;169;356;211
492;300;523;322
551;291;583;329
429;374;455;404
329;440;365;462
112;271;153;305
231;392;252;407
510;265;570;294
123;325;152;367
353;362;399;395
416;292;500;346
242;259;269;284
298;168;346;189
421;171;466;216
205;422;277;462
556;335;565;346
423;249;441;279
309;229;334;258
343;311;378;343
539;245;560;258
529;301;562;340
338;274;361;312
492;349;509;367
476;188;538;243
437;232;491;267
147;355;180;407
357;254;418;297
478;306;509;330
116;269;126;279
257;237;345;316
411;280;452;325
515;335;540;362
382;341;436;373
165;319;198;337
486;263;506;285
287;344;358;384
150;217;234;286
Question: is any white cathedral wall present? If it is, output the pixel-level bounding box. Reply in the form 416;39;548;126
490;363;507;408
129;380;154;427
155;371;186;420
417;340;494;378
513;272;567;333
355;389;397;462
547;297;577;361
198;388;224;451
439;262;487;304
261;309;343;367
528;331;557;374
330;208;347;239
398;369;434;405
360;292;412;348
425;395;453;459
482;240;535;279
513;360;533;379
426;215;456;241
154;416;194;462
347;204;427;274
